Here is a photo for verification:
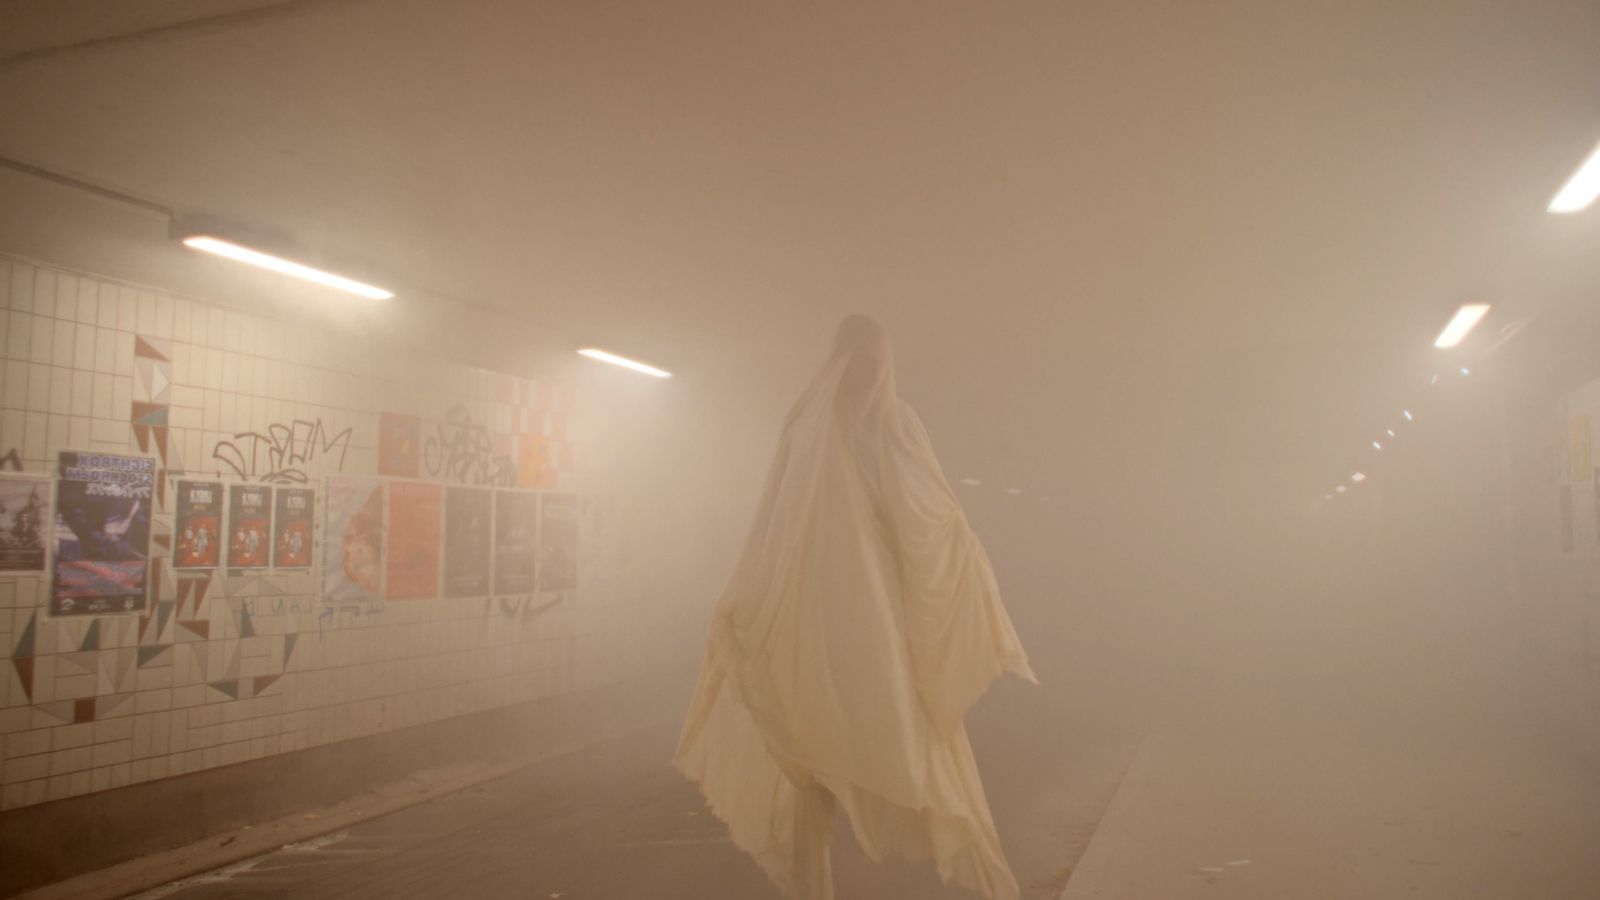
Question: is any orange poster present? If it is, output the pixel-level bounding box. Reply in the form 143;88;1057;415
386;481;442;600
518;434;556;489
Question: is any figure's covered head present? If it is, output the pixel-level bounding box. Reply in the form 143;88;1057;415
833;315;894;411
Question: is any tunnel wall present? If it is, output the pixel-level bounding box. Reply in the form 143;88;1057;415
0;251;656;826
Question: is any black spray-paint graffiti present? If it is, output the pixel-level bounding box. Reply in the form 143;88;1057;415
423;405;515;487
491;594;565;620
0;449;21;471
213;419;353;484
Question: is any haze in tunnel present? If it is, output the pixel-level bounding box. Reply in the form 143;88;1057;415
0;1;1599;898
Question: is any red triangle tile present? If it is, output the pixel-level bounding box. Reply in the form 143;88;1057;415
178;619;209;640
134;336;171;362
253;674;281;695
133;424;150;453
154;427;169;465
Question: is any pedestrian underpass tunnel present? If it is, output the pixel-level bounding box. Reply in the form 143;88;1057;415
1;3;1599;899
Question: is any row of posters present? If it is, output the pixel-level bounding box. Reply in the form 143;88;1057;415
2;452;583;617
173;481;314;571
324;476;578;605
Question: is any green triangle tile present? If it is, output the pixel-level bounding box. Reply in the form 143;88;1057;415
137;644;171;668
80;619;101;652
14;612;36;658
13;657;33;702
207;680;240;701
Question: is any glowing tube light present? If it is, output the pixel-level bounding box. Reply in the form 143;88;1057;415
181;236;393;300
959;478;983;486
1403;410;1413;421
1351;472;1367;483
1335;485;1347;493
1373;440;1383;450
577;348;673;378
1434;304;1490;348
1549;139;1600;213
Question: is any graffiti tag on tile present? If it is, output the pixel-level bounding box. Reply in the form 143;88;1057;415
212;418;354;484
423;405;515;487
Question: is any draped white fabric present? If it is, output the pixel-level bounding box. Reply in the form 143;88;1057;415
675;316;1036;900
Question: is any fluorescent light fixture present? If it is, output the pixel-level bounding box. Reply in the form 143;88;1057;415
1005;488;1023;496
1549;139;1600;213
1386;429;1396;437
1434;304;1490;348
1460;367;1471;376
577;347;672;378
1403;410;1413;421
1429;374;1439;386
1351;472;1367;483
959;477;983;487
181;236;393;300
1372;440;1383;450
1335;485;1347;493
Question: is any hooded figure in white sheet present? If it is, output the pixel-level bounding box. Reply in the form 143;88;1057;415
676;315;1037;900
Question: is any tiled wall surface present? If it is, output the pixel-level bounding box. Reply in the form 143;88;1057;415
0;254;639;811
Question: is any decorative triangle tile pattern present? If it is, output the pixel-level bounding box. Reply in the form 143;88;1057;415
283;633;298;668
74;699;96;724
253;673;281;696
80;619;101;652
32;700;72;726
155;600;174;641
137;644;172;668
131;402;169;427
207;679;240;701
14;612;36;657
134;336;171;362
13;657;33;702
240;608;255;639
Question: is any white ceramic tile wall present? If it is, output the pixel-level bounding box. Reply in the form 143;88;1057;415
0;255;645;811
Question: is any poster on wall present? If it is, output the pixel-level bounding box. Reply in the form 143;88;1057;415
173;480;223;569
492;491;539;595
518;434;556;489
227;484;272;569
0;474;49;572
323;475;384;604
51;451;154;616
538;493;579;593
443;486;491;597
273;487;314;569
379;412;422;478
386;481;442;599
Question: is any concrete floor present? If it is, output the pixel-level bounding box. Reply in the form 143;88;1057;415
124;681;1145;900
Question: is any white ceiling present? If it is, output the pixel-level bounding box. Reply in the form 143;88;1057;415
1;0;1598;519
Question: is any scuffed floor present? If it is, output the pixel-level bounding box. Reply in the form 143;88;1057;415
126;684;1142;900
